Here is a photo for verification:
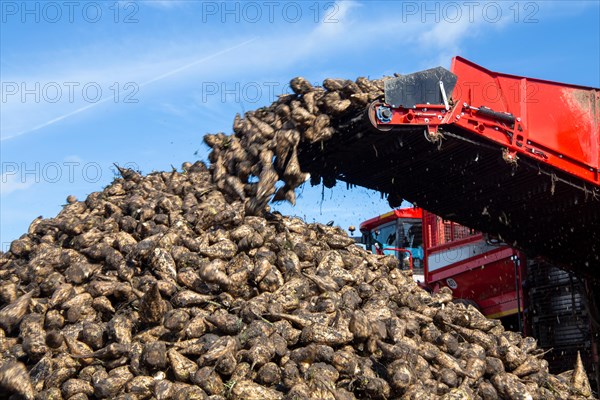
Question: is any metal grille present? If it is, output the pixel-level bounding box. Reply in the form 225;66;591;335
424;212;478;248
530;286;584;317
528;261;595;386
453;225;473;240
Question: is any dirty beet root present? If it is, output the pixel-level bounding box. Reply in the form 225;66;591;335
0;74;596;400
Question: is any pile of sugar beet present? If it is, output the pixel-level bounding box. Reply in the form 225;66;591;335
0;74;596;400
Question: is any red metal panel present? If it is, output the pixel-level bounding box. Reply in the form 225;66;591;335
479;295;520;319
427;247;516;282
450;56;600;185
430;254;521;315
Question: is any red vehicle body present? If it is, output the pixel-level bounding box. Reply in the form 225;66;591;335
359;207;599;388
296;56;600;389
360;207;523;322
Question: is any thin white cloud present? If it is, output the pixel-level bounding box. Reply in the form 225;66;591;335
158;102;189;117
311;0;362;36
1;38;257;140
64;155;84;164
0;173;35;196
138;38;257;86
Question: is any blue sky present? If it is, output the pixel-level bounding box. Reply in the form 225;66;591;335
1;0;599;249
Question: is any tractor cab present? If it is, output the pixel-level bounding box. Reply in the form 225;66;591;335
359;207;425;281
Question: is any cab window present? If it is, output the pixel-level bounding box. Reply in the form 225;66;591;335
373;222;397;249
399;219;423;248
